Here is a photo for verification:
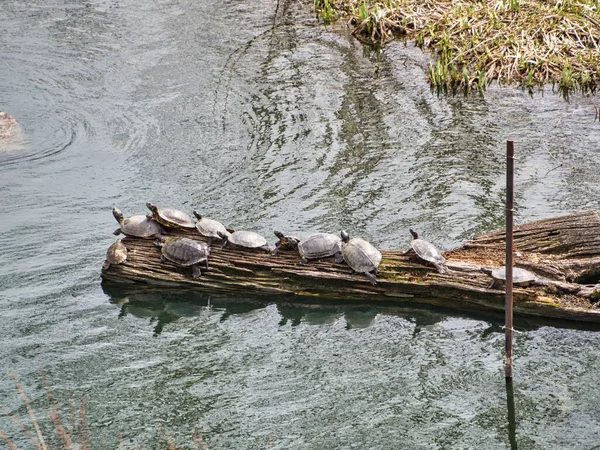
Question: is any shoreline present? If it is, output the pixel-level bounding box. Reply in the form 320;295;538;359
314;0;600;94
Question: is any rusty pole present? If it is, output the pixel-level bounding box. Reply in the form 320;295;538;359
505;140;515;379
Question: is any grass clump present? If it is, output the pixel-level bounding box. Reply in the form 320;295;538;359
314;0;600;94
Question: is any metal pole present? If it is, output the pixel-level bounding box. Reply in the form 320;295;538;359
505;141;514;379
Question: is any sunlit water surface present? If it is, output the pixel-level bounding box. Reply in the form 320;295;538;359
1;0;600;448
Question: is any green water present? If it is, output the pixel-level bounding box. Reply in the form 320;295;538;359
1;0;599;448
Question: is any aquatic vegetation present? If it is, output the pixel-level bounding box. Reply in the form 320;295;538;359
313;0;337;23
314;0;600;94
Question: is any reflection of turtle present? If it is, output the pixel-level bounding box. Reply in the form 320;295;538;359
146;202;196;231
218;230;271;252
273;231;301;255
408;229;446;273
155;237;210;278
193;210;230;244
482;266;545;289
340;231;382;285
113;207;164;239
103;239;128;270
297;232;343;263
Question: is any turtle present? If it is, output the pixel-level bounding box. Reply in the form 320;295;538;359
296;232;344;263
272;231;301;255
217;230;271;252
193;210;231;244
155;237;210;278
340;231;382;285
408;229;446;273
146;202;196;231
103;239;128;270
113;207;165;239
482;266;546;289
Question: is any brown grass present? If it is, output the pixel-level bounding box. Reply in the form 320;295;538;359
314;0;600;94
0;372;211;450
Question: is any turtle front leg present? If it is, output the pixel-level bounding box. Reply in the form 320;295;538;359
113;228;123;236
334;252;344;264
364;271;378;286
191;264;202;278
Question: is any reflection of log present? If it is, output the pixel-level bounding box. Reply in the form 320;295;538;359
101;210;600;323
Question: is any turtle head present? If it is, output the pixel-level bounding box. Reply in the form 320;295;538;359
192;210;202;220
274;231;299;249
340;230;350;243
112;207;124;224
409;229;419;240
146;202;158;213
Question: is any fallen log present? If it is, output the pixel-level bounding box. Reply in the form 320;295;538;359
101;210;600;323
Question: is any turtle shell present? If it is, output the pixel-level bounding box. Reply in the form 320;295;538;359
342;237;382;273
104;239;127;269
298;233;342;260
146;202;196;230
118;213;164;238
411;238;445;265
226;230;268;249
491;267;537;284
161;237;210;266
194;215;229;239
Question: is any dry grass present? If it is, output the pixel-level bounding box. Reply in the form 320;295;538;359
314;0;600;94
1;372;211;450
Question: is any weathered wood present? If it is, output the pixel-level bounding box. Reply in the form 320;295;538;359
101;211;600;323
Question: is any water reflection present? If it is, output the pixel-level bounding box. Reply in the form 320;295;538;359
105;286;208;336
103;284;600;337
506;378;518;450
105;285;379;333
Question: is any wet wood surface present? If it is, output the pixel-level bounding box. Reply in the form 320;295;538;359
101;210;600;323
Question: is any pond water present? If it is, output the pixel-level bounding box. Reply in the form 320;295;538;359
1;0;600;448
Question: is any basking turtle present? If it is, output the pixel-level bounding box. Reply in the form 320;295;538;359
408;229;446;273
297;232;343;263
113;207;164;239
155;237;210;278
103;239;128;270
482;266;545;289
217;230;271;252
193;210;230;244
340;231;382;285
273;231;301;255
146;202;196;231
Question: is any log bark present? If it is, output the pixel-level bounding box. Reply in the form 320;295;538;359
101;210;600;323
